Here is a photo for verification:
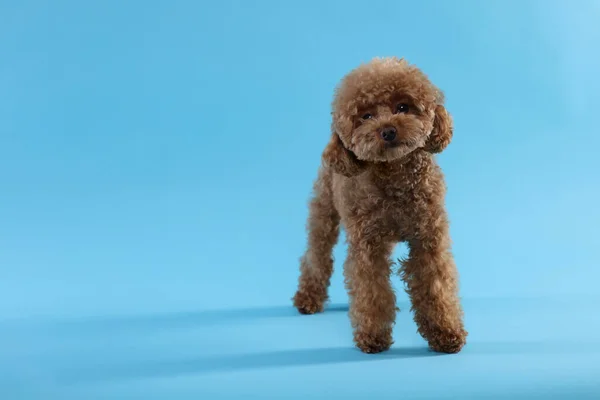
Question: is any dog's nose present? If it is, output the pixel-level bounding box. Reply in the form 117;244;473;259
380;126;397;142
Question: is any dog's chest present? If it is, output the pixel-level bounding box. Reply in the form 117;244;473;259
334;171;420;226
332;155;441;240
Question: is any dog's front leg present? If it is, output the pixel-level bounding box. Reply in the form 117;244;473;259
293;168;340;315
344;237;396;354
401;215;467;353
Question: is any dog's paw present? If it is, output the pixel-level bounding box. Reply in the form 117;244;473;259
292;290;325;315
354;330;393;354
426;326;467;354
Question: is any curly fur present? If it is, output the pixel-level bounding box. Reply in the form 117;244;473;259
293;57;467;354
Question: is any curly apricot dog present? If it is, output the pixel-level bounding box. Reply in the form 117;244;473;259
293;57;467;354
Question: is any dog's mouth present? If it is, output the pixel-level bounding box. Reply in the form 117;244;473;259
382;139;405;149
380;137;415;149
373;135;422;162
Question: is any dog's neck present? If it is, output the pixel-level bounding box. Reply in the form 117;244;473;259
367;150;433;189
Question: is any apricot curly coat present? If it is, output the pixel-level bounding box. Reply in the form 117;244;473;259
293;57;467;354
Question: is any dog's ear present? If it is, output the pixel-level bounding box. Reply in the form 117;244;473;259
424;105;453;153
322;132;366;177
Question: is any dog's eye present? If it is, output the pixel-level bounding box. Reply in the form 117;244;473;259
395;104;410;113
362;113;373;120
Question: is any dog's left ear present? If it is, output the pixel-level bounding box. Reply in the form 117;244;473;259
424;105;453;153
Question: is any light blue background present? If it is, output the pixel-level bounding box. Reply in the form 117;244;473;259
1;0;599;399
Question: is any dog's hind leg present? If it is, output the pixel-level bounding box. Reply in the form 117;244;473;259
293;167;340;314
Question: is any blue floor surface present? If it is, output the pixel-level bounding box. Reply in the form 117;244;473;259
2;296;599;399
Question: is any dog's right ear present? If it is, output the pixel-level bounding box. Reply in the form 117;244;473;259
322;132;366;177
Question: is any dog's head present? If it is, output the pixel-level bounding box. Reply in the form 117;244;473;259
323;57;453;177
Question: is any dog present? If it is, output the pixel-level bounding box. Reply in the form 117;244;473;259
293;57;467;354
